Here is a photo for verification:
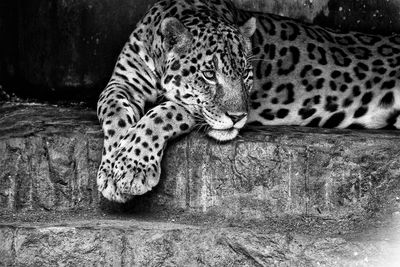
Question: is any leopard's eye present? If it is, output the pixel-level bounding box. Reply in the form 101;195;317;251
202;70;216;81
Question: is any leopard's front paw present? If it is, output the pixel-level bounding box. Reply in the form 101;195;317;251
97;101;195;202
114;154;161;195
113;128;164;196
97;163;134;203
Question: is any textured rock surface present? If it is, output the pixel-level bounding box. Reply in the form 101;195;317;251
1;104;400;223
1;104;400;266
0;218;399;266
0;104;101;211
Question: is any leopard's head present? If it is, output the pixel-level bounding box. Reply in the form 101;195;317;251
161;16;256;141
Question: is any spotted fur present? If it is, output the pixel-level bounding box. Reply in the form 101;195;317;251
97;0;255;202
98;0;400;202
246;12;400;130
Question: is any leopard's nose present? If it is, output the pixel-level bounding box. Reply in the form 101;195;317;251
226;111;247;124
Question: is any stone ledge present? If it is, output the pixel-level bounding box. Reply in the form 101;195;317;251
0;217;399;266
1;103;400;222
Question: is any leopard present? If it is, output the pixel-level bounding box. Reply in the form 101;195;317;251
97;0;400;202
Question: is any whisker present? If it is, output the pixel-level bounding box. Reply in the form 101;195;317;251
193;125;201;135
192;115;205;122
198;123;209;132
192;123;209;136
248;58;271;63
187;103;213;109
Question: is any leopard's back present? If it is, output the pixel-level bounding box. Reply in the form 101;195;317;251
247;12;400;130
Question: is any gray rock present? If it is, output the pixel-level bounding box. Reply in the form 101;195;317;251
0;104;100;212
1;104;400;224
0;219;399;266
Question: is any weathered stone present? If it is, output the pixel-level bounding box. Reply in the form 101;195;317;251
0;218;399;266
13;225;123;266
0;227;14;266
1;104;400;223
161;128;400;221
0;104;100;211
1;104;400;265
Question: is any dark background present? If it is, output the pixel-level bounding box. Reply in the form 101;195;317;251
1;0;400;105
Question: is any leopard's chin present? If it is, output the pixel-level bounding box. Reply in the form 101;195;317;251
207;128;239;142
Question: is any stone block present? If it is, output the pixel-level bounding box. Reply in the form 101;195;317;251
1;104;400;223
0;219;399;266
13;225;123;266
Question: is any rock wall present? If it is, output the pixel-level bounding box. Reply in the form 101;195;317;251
1;104;399;223
1;219;399;266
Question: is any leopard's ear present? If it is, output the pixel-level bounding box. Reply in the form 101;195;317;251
161;17;192;53
240;17;256;38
